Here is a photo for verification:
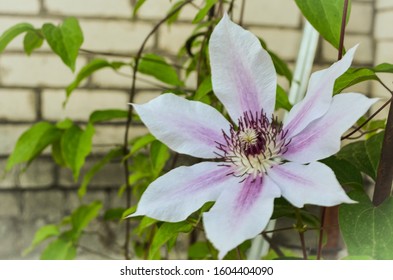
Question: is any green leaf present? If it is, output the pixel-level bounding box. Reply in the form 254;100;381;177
56;118;73;129
269;50;293;83
134;216;158;235
138;53;182;86
42;17;83;71
167;0;188;25
51;139;67;167
40;239;76;260
7;122;62;171
78;148;123;198
66;59;127;98
295;0;351;49
365;132;384;173
0;23;34;53
71;201;102;236
23;30;43;55
334;67;378;94
150;141;170;177
89;109;128;124
104;208;126;221
24;224;60;255
149;221;193;259
188;241;212;259
192;0;218;24
337;140;376;180
321;156;363;190
129;133;156;155
275;85;292;111
373;63;393;73
340;190;393;259
61;124;95;180
132;0;147;17
194;76;212;101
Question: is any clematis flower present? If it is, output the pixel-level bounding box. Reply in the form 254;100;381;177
129;14;377;258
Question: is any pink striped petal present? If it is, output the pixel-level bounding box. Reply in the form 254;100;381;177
203;175;281;259
129;162;235;222
284;45;358;138
133;93;230;159
268;162;355;207
209;14;276;122
284;93;377;163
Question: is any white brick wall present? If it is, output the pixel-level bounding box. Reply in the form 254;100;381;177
0;54;87;87
0;0;40;14
44;0;132;17
42;89;129;121
0;89;36;121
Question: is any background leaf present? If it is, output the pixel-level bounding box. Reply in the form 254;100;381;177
40;239;76;260
6;122;62;171
192;0;218;24
138;53;183;86
23;30;43;55
336;132;384;181
340;190;393;259
148;221;193;259
275;85;292;111
61;124;94;180
89;109;128;124
295;0;351;49
42;17;83;71
23;224;60;255
0;23;34;53
66;59;127;98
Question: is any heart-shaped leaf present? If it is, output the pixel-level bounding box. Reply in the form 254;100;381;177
42;17;83;71
339;190;393;259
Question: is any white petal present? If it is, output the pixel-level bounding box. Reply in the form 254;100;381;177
133;93;230;159
283;93;378;163
209;13;276;122
203;175;281;259
129;162;234;222
268;162;355;208
284;45;358;138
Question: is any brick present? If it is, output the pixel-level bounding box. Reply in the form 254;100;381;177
134;0;172;19
91;66;132;88
346;2;373;34
0;193;20;217
0;218;23;259
0;0;40;14
19;158;56;188
134;91;161;104
374;11;393;39
91;66;169;89
375;41;393;64
1;157;56;188
42;89;128;121
64;191;107;214
22;190;63;221
92;124;148;153
0;89;36;121
79;19;154;53
59;158;124;188
158;24;194;53
0;124;30;155
321;35;373;64
377;0;393;9
0;54;87;87
249;27;302;61
44;0;132;17
234;0;301;27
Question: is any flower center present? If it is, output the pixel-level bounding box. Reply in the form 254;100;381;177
216;111;290;179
